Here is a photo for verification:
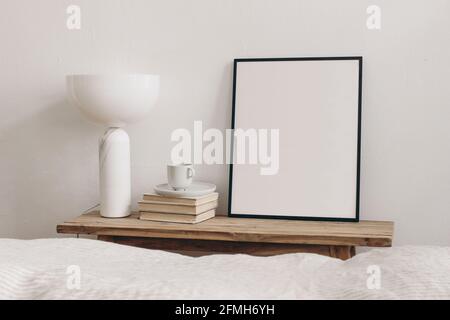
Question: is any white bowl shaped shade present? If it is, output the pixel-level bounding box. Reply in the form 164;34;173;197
66;74;160;127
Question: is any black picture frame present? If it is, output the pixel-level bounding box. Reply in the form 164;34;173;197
228;56;363;222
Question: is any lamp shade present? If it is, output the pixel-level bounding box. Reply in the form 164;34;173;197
66;74;160;127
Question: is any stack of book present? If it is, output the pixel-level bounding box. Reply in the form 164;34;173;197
138;193;218;224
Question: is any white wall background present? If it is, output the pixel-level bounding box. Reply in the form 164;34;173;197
0;0;449;245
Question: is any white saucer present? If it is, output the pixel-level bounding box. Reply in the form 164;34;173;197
154;182;216;198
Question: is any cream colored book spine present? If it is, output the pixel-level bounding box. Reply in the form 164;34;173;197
139;210;216;224
138;199;218;215
142;192;218;206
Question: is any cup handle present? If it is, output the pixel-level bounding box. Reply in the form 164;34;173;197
187;168;195;178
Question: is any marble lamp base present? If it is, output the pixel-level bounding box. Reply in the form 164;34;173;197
99;128;131;218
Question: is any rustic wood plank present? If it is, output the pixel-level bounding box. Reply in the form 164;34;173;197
57;211;394;247
329;245;355;260
97;235;115;242
99;236;334;257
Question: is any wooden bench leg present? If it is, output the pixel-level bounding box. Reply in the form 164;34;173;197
329;245;355;260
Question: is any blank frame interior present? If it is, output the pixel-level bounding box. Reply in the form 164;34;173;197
229;57;362;221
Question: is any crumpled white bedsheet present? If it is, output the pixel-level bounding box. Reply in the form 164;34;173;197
0;238;449;299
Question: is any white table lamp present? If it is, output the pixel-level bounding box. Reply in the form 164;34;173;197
66;74;160;218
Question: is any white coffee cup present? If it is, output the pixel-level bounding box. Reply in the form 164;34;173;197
167;163;195;191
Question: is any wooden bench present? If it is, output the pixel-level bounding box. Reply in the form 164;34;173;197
57;211;394;260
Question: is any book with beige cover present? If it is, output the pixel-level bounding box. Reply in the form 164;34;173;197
138;199;218;215
138;191;218;224
142;192;218;206
139;209;215;224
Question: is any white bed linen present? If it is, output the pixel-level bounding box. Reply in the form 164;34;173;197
0;238;449;300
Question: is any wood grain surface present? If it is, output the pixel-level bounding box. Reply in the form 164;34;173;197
58;211;393;247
